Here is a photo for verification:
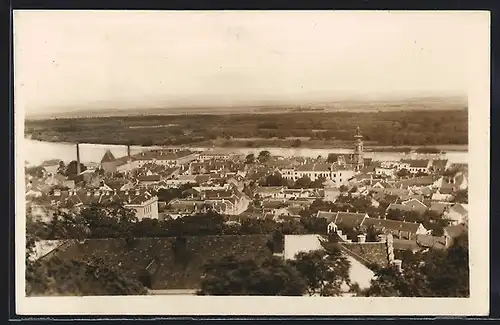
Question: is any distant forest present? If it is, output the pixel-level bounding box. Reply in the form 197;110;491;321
25;110;468;147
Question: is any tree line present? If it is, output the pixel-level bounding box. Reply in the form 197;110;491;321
26;110;468;147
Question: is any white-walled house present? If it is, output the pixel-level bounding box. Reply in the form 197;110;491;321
280;163;355;184
443;203;468;226
124;195;159;221
282;234;395;296
375;167;396;177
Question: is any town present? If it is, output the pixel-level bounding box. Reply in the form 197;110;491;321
25;126;469;297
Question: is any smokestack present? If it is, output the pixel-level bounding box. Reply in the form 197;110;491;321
127;145;131;159
76;143;81;175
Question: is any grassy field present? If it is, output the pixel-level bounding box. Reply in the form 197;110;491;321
25;109;468;147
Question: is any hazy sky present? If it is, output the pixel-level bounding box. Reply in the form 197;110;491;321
14;11;478;116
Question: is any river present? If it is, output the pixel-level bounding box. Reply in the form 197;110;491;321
22;138;468;167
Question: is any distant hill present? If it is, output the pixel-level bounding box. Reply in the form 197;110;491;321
26;96;467;120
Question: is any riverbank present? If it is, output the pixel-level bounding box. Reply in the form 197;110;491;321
25;135;468;152
22;138;468;167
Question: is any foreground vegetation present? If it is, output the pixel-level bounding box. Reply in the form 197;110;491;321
26;202;468;297
26;110;468;147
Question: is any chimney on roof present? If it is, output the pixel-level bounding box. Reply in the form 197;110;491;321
392;259;402;273
76;143;81;175
387;234;395;262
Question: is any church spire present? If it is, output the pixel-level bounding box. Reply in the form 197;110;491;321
353;126;364;171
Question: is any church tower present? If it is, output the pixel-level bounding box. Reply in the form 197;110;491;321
353;126;364;171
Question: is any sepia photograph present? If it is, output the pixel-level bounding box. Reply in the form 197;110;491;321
15;10;490;316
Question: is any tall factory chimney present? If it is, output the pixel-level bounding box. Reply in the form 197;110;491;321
76;143;81;175
127;145;131;160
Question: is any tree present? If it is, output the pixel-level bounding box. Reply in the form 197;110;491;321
339;185;349;193
364;234;469;297
26;255;147;296
57;161;66;175
327;153;340;163
260;173;288;187
156;184;193;203
365;225;383;242
47;208;88;240
294;175;312;189
258;150;271;164
310;176;327;189
396;168;410;178
168;211;226;236
290;239;351;296
80;203;137;238
267;230;285;253
300;216;328;234
245;154;256;164
291;139;302;147
240;218;277;234
198;255;307;296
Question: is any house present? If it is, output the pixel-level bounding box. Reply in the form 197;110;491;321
362;218;427;240
164;175;198;187
133;150;198;168
443;203;468;226
168;187;250;216
431;187;454;201
40;159;62;175
392;176;439;190
380;161;400;169
444;224;468;240
280;163;355;184
316;211;368;234
166;199;207;218
430;159;450;173
434;172;468;192
137;174;162;186
399;159;431;174
123;192;159;221
100;150;118;173
227;176;245;192
25;185;44;198
276;188;322;200
427;201;453;215
316;207;428;241
387;198;428;215
48;188;160;221
375;167;395;177
198;150;232;161
254;186;285;199
262;200;288;216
